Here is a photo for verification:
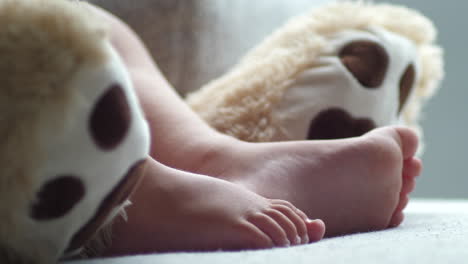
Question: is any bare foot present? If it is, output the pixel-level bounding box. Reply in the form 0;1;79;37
388;155;421;227
103;159;325;256
191;126;421;236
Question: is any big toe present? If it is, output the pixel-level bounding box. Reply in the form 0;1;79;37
368;126;419;159
394;127;419;159
306;219;325;243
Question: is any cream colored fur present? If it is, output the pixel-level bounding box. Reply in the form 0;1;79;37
0;0;108;263
186;1;444;143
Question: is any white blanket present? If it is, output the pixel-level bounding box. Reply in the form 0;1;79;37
67;199;468;264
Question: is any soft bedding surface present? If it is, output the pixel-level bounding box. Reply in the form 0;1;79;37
67;199;468;264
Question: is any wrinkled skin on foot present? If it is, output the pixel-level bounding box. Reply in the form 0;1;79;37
184;3;435;238
193;127;422;237
102;160;326;255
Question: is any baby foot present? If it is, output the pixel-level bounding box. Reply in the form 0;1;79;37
193;126;421;236
103;159;325;256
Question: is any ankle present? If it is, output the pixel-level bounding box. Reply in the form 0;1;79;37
188;133;241;176
149;129;240;175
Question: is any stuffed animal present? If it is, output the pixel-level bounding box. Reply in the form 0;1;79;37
0;0;150;263
186;1;444;151
0;0;444;263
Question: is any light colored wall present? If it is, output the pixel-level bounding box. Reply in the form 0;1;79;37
92;0;467;198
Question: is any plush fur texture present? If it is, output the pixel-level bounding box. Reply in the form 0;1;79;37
0;1;152;263
0;0;109;263
186;1;444;145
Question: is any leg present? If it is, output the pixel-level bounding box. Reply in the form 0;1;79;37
90;6;323;256
179;3;429;235
91;3;418;252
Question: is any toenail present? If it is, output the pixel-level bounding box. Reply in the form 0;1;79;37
302;235;309;244
283;239;291;247
295;236;301;245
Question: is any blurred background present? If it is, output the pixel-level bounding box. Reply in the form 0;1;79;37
91;0;467;199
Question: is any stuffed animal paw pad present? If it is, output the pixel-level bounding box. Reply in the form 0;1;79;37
276;26;420;140
0;0;150;263
187;2;443;146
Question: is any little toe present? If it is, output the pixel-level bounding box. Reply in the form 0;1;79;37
247;213;290;247
306;219;326;243
388;194;408;228
388;143;421;229
389;210;405;228
271;203;308;244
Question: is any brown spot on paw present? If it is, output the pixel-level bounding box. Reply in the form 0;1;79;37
89;84;131;151
30;176;85;221
307;108;376;140
66;159;147;253
339;41;389;88
399;64;415;113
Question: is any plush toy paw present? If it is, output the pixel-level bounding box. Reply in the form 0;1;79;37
187;2;444;149
0;0;149;263
276;26;418;140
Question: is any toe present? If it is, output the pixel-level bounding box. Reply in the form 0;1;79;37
388;142;421;229
403;157;422;180
393;127;419;160
271;203;308;244
402;177;416;195
395;194;410;213
389;194;408;228
389;210;405;228
369;126;419;160
240;221;274;249
247;213;290;247
306;219;326;242
402;159;419;195
265;208;300;245
271;200;309;221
